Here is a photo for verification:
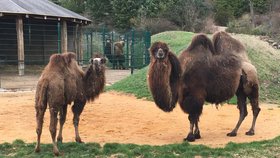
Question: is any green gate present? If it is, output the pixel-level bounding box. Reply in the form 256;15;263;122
83;27;151;73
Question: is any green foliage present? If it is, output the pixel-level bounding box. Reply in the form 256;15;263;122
1;137;280;157
213;0;248;26
252;0;270;14
164;0;210;31
213;0;271;26
138;0;173;18
59;0;86;14
111;0;142;30
86;0;112;23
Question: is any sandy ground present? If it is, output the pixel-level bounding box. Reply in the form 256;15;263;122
0;91;279;148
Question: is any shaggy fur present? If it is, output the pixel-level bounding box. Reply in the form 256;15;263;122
148;41;182;112
212;31;249;61
34;52;106;156
212;31;260;137
178;34;243;141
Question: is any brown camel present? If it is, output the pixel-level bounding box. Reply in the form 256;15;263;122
148;41;182;112
114;41;126;69
34;52;106;156
212;31;260;137
148;34;251;142
178;34;245;141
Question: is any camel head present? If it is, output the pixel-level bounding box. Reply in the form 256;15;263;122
89;56;106;73
150;41;170;60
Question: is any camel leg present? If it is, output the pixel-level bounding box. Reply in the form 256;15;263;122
181;95;204;142
72;100;86;143
34;104;47;153
49;107;60;156
184;116;195;142
227;92;248;137
246;89;260;136
184;113;201;142
194;121;201;139
57;104;68;142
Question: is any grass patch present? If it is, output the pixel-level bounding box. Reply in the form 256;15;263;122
1;137;280;157
108;31;280;104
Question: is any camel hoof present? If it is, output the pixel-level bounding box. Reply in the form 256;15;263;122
184;134;195;142
194;132;201;139
53;149;60;156
227;132;237;137
57;137;63;143
34;146;40;153
245;130;255;136
75;137;84;143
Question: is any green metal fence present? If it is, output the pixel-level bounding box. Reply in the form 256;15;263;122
83;27;151;73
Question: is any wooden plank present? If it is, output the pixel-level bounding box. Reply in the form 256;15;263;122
16;16;24;76
61;20;67;53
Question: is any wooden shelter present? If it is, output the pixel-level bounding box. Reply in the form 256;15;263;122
0;0;91;75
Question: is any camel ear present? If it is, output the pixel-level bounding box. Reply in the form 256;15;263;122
89;58;94;64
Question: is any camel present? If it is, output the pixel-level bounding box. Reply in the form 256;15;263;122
34;52;106;156
212;31;260;137
147;41;182;112
148;34;258;142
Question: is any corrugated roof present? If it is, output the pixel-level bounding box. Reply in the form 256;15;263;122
0;0;91;22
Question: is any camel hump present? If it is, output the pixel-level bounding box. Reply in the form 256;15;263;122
212;31;245;54
187;33;215;54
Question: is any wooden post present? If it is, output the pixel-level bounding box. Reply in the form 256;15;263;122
78;24;83;65
16;16;24;76
61;20;67;53
74;24;79;57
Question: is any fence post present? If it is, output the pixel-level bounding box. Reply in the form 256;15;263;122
145;31;151;65
102;26;106;54
61;20;67;53
131;29;135;74
57;22;61;54
78;24;83;65
16;16;25;76
86;33;89;60
125;33;129;68
90;32;93;58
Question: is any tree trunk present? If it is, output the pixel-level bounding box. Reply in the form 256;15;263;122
249;0;255;28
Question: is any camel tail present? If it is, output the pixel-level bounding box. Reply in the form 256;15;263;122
35;79;48;109
187;33;215;54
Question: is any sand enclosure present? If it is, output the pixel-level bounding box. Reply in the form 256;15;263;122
0;91;279;147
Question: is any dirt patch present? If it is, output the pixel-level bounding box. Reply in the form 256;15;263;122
0;91;279;147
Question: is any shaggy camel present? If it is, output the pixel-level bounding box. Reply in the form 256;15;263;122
147;41;182;112
148;34;255;142
34;52;106;156
212;31;260;137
